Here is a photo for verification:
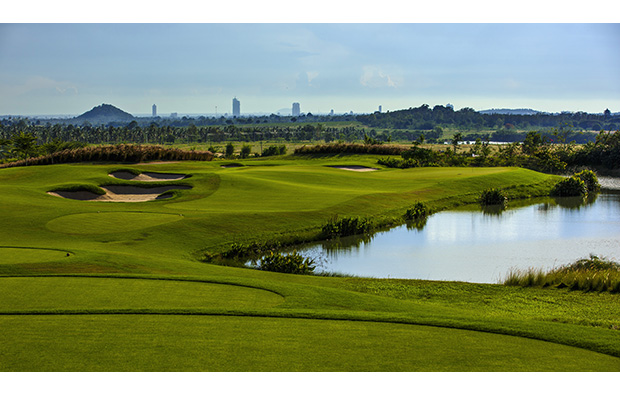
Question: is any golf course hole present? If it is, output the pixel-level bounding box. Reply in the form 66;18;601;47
48;185;192;202
0;247;71;265
46;212;186;234
109;171;188;182
328;165;378;172
0;277;284;310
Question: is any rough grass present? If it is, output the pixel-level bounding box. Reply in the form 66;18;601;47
503;255;620;293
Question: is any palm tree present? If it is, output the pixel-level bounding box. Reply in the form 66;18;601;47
11;132;39;159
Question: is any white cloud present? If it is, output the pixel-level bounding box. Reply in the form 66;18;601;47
360;66;402;88
3;75;78;96
306;71;319;86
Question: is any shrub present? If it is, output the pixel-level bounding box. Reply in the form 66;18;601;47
321;216;373;238
401;145;438;165
225;143;235;158
262;145;287;157
0;144;213;169
377;157;419;169
550;176;588;197
240;145;252;159
479;188;508;206
574;170;600;193
377;157;400;168
294;143;405;156
404;202;428;220
256;251;316;274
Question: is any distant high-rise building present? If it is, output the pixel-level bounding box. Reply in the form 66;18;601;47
292;102;300;116
152;104;157;117
330;109;334;116
378;105;382;113
232;97;240;117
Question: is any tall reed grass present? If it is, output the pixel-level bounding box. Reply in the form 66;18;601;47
0;144;213;168
503;255;620;293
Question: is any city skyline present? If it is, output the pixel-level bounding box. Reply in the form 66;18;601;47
1;23;619;116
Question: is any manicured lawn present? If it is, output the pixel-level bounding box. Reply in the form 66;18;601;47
0;247;69;265
1;155;618;371
2;315;618;372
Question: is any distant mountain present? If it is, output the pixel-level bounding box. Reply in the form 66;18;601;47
75;104;134;122
479;108;542;115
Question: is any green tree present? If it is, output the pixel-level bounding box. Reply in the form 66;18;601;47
11;132;39;159
240;144;251;159
452;132;463;153
225;142;235;158
522;131;545;155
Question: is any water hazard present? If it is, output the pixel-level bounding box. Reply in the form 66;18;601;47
291;190;620;284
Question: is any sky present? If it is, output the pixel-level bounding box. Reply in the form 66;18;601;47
1;14;619;117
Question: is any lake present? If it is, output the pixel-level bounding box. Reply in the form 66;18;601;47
287;187;620;284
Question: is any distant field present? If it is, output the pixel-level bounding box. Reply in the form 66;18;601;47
1;154;618;371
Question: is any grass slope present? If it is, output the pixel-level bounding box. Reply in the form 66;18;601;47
1;155;618;371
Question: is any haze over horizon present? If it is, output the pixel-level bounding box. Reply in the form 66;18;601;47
1;23;619;117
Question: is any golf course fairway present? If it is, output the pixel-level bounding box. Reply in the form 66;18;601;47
1;155;619;371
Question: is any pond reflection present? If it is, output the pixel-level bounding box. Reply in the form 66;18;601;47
481;204;507;216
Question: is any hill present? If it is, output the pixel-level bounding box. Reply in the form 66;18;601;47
75;103;134;123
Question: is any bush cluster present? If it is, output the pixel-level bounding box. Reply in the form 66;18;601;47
404;202;428;220
295;143;405;156
550;169;600;198
550;176;588;197
262;145;287;157
256;251;316;275
574;169;600;193
218;240;284;260
566;130;620;169
479;188;508;206
320;216;373;238
377;157;420;169
0;144;213;169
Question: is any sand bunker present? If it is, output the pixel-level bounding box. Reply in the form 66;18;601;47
109;171;187;182
328;165;378;172
48;185;192;202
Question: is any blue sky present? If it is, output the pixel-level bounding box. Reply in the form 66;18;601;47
1;22;619;116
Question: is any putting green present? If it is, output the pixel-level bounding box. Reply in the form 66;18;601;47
0;247;70;265
0;277;284;310
46;212;185;234
1;315;618;371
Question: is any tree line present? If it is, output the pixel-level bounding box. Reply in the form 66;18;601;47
356;105;619;132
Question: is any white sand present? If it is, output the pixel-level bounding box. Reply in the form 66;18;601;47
328;165;378;172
